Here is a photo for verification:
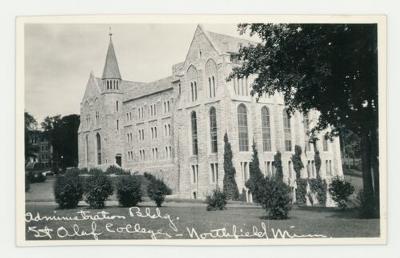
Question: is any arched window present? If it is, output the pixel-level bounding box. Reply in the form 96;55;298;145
85;134;89;165
283;109;292;151
191;111;198;155
261;106;272;151
96;133;101;165
304;113;311;151
323;134;329;151
209;107;218;153
237;104;249;151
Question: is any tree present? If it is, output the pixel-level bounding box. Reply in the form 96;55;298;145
291;145;304;180
230;24;378;217
24;112;38;162
42;114;80;169
245;141;265;203
222;133;239;200
273;151;283;182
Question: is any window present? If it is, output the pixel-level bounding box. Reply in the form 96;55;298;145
283;109;292;151
303;113;312;151
323;135;329;151
241;162;249;182
116;120;119;130
116;101;119;112
85;134;89;165
96;133;101;165
191;111;198;155
209;107;218;153
210;163;219;183
192;165;198;183
237;104;249;151
261;106;272;152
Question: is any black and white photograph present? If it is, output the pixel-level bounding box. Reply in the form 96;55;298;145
16;15;386;245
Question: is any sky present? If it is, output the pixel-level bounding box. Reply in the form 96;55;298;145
24;23;256;124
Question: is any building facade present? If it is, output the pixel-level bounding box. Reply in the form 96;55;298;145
78;25;343;200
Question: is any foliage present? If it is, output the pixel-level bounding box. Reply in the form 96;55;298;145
309;178;327;206
206;188;227;211
24;112;38;161
314;151;322;177
295;178;308;205
245;142;265;203
116;175;142;207
54;168;84;209
273;151;283;182
84;170;114;209
329;177;355;209
27;170;46;183
145;173;171;207
257;177;292;219
106;165;129;175
230;23;379;217
357;189;380;218
41;114;80;168
25;174;30;192
222;133;240;200
291;145;304;180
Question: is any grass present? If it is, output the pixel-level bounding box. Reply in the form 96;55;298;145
25;203;379;240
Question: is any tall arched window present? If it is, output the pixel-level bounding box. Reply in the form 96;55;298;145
85;134;89;165
209;107;218;153
191;111;198;155
96;133;101;165
261;106;272;151
323;134;329;151
283;109;292;151
237;104;249;152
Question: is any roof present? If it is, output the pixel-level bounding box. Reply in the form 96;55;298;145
206;30;256;54
123;76;173;102
102;38;122;79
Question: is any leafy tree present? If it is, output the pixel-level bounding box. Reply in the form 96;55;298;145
41;114;80;169
314;150;322;178
24;112;38;161
230;24;378;217
245;141;265;203
222;133;239;200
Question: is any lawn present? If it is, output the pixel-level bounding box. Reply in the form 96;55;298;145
25;203;379;241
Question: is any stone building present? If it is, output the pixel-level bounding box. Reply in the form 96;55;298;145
78;25;343;200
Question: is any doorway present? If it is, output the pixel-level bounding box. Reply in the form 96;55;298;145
115;154;122;167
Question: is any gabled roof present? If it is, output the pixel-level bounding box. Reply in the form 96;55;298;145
206;30;256;54
123;76;173;102
102;37;122;79
82;72;101;101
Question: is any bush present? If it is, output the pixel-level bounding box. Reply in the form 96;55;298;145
309;178;327;206
257;177;292;219
295;178;308;205
27;170;46;183
116;175;142;207
84;170;114;209
206;189;227;211
54;169;84;209
328;177;355;209
106;165;129;175
273;151;283;181
145;174;170;207
291;145;304;180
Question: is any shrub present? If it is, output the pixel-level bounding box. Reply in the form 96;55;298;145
329;177;355;209
54;168;84;209
309;178;327;206
106;165;129;175
206;188;227;211
116;175;142;207
295;178;308;205
245;142;264;203
257;177;292;219
84;170;114;209
273;151;283;182
314;151;322;177
145;173;171;207
222;133;240;200
291;145;304;180
27;170;46;183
